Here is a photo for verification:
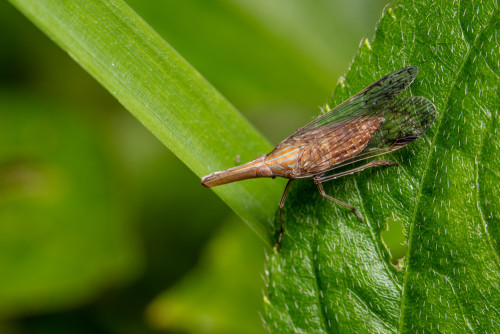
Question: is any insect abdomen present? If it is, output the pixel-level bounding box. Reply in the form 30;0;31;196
293;117;383;176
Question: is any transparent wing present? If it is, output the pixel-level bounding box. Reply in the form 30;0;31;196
293;66;419;137
326;95;437;171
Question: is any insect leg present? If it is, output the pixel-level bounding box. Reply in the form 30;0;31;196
315;160;397;183
277;179;293;248
313;160;397;221
314;181;365;222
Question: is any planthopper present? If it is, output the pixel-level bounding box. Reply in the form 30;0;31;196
202;66;436;246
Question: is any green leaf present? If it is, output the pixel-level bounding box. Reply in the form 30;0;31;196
264;0;499;332
124;0;387;109
7;0;284;244
8;0;499;331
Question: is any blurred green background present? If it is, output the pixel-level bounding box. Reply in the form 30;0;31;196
0;0;392;333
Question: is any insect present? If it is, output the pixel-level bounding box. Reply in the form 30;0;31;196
202;66;436;246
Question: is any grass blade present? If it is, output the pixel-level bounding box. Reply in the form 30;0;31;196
8;0;285;244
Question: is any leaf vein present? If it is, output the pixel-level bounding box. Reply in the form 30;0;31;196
399;3;499;332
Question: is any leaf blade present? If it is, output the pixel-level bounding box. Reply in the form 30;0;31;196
8;0;285;244
264;0;499;332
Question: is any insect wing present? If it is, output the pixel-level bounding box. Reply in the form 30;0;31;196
367;96;436;150
294;66;419;136
329;95;437;170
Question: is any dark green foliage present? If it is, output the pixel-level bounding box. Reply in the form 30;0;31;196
264;0;499;332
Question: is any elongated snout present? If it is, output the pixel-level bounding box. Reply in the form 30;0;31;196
201;155;273;187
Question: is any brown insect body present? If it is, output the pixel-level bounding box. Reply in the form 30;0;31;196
201;117;384;187
201;66;436;246
281;117;384;178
